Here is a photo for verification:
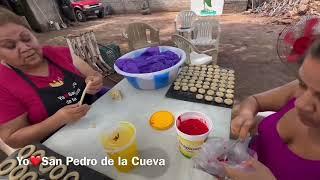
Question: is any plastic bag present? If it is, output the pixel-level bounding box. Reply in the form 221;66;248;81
193;137;256;178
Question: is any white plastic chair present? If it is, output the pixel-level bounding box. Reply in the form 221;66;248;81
190;19;221;64
174;11;197;39
172;34;215;65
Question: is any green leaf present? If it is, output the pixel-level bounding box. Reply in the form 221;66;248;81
204;0;212;7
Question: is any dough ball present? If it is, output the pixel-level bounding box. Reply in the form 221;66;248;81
213;65;219;69
196;80;203;84
228;70;235;74
182;86;189;91
214;75;220;79
210;86;218;91
181;82;188;86
195;84;202;88
216;92;225;97
211;82;218;87
188;83;195;87
189;79;196;83
218;88;226;92
227;81;235;85
185;76;191;80
221;69;228;73
191;76;198;80
224;98;234;105
203;81;210;85
215;97;223;103
219;84;226;88
198;77;205;81
208;68;214;72
205;95;214;102
227;84;235;89
205;78;212;82
207;74;213;78
207;71;213;75
228;73;235;77
190;87;197;92
212;79;219;83
199;74;206;77
202;67;207;71
225;93;234;99
203;85;210;90
198;88;206;94
206;90;215;96
221;76;228;80
196;94;204;99
226;89;234;94
174;86;181;91
174;82;180;86
228;77;235;81
182;79;188;83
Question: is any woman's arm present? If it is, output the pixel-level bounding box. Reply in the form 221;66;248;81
0;104;90;148
232;80;299;139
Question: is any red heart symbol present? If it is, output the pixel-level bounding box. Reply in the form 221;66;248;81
30;156;42;167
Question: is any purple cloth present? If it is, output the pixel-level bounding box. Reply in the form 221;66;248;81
116;47;180;73
250;99;320;180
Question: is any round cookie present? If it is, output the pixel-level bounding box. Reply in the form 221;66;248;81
39;156;56;174
202;67;207;71
190;87;197;93
191;76;198;80
224;99;234;105
207;71;213;75
227;84;235;89
63;171;80;180
220;73;227;77
20;172;38;180
207;74;213;78
206;90;215;96
174;86;180;91
226;89;234;94
9;165;28;180
218;88;226;92
196;94;204;100
215;97;223;103
182;86;189;91
49;165;67;180
198;88;206;94
174;82;180;86
203;81;210;85
228;73;235;77
211;82;218;87
0;159;18;176
214;68;220;72
18;145;36;160
213;72;220;75
199;74;206;77
195;84;202;88
225;93;234;99
203;85;210;90
216;92;224;97
205;95;214;102
219;80;227;84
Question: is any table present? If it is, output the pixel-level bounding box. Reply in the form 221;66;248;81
44;80;232;180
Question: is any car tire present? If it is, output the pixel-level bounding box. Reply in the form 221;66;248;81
75;10;86;22
97;10;105;18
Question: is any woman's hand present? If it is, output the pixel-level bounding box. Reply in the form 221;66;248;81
231;112;256;140
85;72;103;95
224;158;276;180
55;104;90;124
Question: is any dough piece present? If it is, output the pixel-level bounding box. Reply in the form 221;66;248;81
174;86;181;91
208;68;214;72
49;164;67;180
227;81;235;85
213;65;219;69
187;73;193;76
189;79;196;83
20;172;38;180
32;150;45;157
207;74;213;78
196;94;204;100
228;73;235;77
202;67;207;71
191;76;198;80
228;77;235;81
220;73;227;77
212;79;219;83
198;77;205;80
215;97;223;103
199;74;206;77
207;71;213;75
174;82;180;86
39;156;56;174
201;65;207;68
188;83;195;87
111;90;122;101
178;75;184;79
182;66;188;70
221;76;228;80
214;75;220;79
190;87;197;92
195;84;202;88
211;82;218;87
207;90;215;96
0;159;18;176
205;78;212;82
226;93;234;99
182;79;188;83
227;84;235;89
18;145;36;159
181;82;188;86
218;88;226;92
203;81;210;85
226;89;234;94
219;84;226;88
213;72;220;75
205;95;214;102
194;70;200;74
214;68;220;72
195;67;201;70
185;76;191;80
216;92;225;97
224;99;234;105
208;65;213;68
188;66;194;70
219;80;227;84
182;86;189;91
196;80;203;84
203;85;210;90
198;88;206;94
228;70;235;74
210;86;218;91
221;69;228;73
194;73;200;76
63;171;80;180
9;165;28;180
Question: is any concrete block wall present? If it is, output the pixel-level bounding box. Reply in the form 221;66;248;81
102;0;190;14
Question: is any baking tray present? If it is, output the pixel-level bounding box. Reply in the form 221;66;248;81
0;143;113;180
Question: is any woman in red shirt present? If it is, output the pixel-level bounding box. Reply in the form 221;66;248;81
0;7;104;148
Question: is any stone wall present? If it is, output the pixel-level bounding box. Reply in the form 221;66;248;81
102;0;190;14
224;0;248;13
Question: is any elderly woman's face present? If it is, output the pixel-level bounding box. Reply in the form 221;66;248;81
295;56;320;128
0;23;42;69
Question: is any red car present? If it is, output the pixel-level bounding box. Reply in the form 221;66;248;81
60;0;105;22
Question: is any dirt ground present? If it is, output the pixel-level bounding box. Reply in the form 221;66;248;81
36;12;299;101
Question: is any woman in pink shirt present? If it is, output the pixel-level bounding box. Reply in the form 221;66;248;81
0;7;104;148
